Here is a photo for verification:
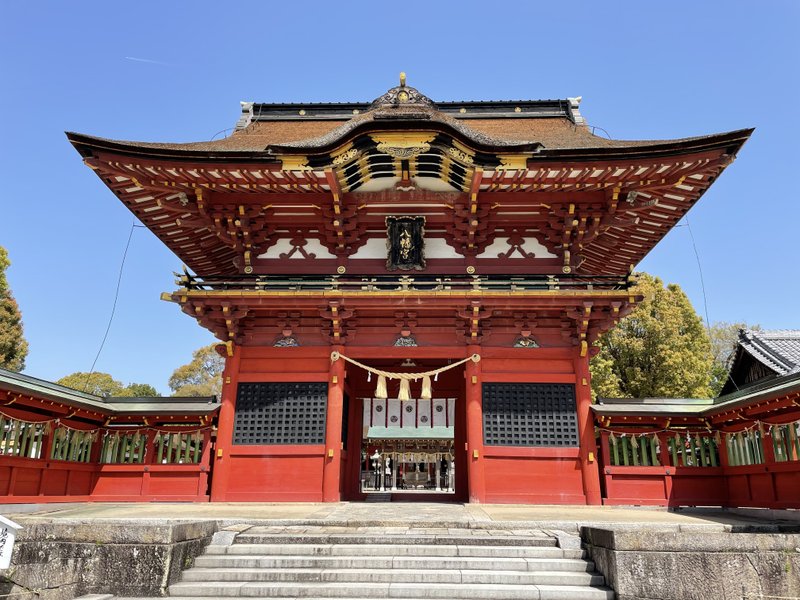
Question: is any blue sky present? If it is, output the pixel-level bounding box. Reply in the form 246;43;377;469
1;1;798;393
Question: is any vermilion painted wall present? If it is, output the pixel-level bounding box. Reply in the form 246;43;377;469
210;346;330;502
478;350;593;504
0;458;210;502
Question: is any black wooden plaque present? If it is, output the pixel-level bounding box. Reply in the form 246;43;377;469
386;216;426;271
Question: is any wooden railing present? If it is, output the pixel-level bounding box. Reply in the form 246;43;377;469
177;272;632;293
600;424;800;509
0;420;213;503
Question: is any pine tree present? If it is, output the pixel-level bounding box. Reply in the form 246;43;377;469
0;246;28;372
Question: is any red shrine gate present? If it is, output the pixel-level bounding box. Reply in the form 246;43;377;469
51;76;762;504
207;331;610;504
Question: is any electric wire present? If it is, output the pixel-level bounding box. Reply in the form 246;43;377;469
82;221;139;393
683;216;739;392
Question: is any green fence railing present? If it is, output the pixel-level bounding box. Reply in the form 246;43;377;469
0;415;45;459
50;427;94;462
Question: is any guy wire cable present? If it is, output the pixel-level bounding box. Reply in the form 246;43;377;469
82;220;143;393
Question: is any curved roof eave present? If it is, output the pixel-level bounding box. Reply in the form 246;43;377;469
66;131;281;163
67;126;754;166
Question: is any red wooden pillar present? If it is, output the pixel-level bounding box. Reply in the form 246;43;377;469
322;346;345;502
574;355;602;505
465;346;485;503
761;426;778;506
658;432;674;503
210;344;241;501
599;430;611;503
140;429;157;498
198;428;213;500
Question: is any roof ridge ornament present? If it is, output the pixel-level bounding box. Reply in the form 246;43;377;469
370;72;436;110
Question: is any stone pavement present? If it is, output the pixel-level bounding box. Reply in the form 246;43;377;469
4;502;798;600
3;501;798;532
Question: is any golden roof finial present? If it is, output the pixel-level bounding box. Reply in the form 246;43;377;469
399;72;406;88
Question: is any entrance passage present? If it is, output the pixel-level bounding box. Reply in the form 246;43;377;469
361;398;455;495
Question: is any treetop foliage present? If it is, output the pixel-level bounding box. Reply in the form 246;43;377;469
0;246;29;372
590;272;713;400
55;371;158;398
168;343;224;397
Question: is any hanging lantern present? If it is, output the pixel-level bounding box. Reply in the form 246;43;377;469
375;375;388;399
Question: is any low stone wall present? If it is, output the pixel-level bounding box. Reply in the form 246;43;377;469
582;526;800;600
0;519;217;599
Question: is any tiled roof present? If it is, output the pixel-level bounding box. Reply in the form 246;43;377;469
738;329;800;375
0;367;219;416
68;85;750;157
593;370;800;418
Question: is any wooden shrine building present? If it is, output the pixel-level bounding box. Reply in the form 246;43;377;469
60;76;754;504
61;76;750;504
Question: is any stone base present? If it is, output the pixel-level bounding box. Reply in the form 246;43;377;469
1;520;216;599
582;526;800;600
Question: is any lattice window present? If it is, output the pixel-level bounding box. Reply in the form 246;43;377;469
726;430;765;466
50;427;95;462
482;383;578;446
0;415;46;459
156;431;205;464
233;382;327;445
101;431;146;464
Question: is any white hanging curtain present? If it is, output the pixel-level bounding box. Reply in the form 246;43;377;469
433;398;447;427
417;399;432;428
371;398;387;427
387;399;402;428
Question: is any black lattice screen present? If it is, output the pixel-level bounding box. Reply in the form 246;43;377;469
482;383;578;446
233;382;327;445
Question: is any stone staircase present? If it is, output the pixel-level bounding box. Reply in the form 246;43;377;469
166;524;614;599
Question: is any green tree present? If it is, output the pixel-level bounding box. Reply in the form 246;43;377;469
707;321;760;396
589;273;713;399
168;344;225;397
0;246;29;371
56;372;158;398
117;382;160;397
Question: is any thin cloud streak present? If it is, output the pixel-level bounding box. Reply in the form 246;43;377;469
124;56;174;66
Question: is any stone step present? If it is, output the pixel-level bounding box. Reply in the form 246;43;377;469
168;581;615;599
234;533;556;547
209;543;585;559
180;567;605;586
194;554;596;572
364;492;392;502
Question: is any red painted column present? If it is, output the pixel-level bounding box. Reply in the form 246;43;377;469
198;429;213;500
598;430;611;503
574;354;602;505
322;347;345;502
657;432;674;503
210;344;241;502
761;426;778;506
465;346;485;503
